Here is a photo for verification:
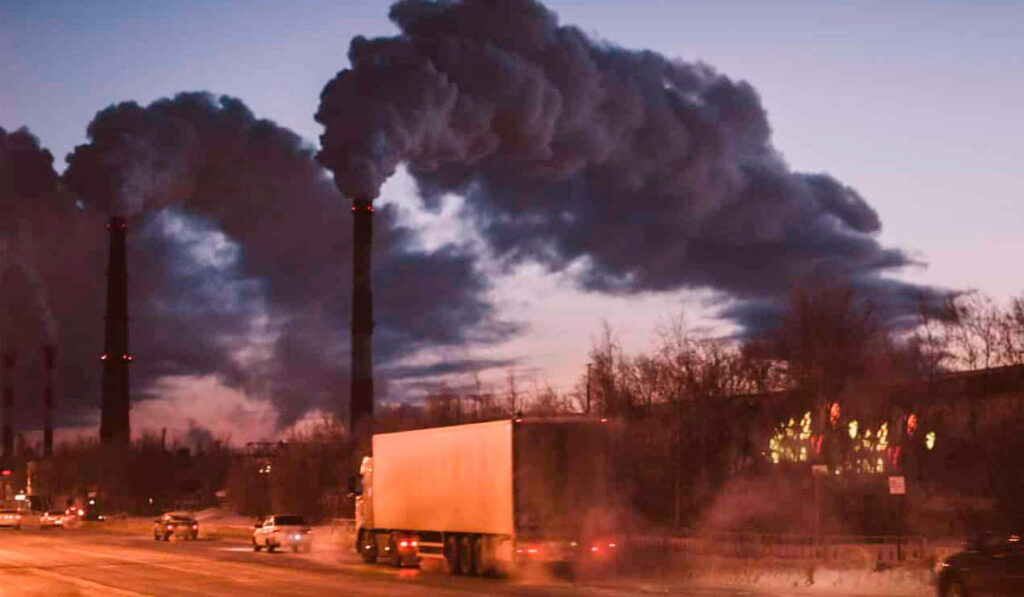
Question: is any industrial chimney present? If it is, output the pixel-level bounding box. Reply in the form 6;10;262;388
349;198;374;431
1;353;14;459
42;345;55;457
100;216;131;445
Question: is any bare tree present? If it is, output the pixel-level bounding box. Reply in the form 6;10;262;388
997;294;1024;366
942;292;1002;371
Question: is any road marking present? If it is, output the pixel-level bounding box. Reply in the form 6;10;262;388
51;544;263;585
0;545;146;596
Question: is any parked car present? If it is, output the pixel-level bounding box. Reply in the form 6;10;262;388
39;510;66;529
937;532;1024;596
153;513;199;541
252;514;312;553
0;510;22;530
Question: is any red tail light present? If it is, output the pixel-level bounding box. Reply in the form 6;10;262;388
410;541;417;547
400;540;408;548
192;524;198;530
591;546;600;552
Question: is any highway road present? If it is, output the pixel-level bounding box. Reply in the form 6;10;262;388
0;525;785;597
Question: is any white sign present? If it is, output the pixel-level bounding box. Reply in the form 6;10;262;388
14;494;26;501
888;476;906;495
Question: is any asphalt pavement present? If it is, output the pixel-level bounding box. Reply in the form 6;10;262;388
0;525;828;596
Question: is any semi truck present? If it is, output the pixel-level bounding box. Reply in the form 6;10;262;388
350;417;619;575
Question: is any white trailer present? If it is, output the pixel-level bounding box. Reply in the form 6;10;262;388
351;417;617;575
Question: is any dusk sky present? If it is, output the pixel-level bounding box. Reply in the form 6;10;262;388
2;0;1022;443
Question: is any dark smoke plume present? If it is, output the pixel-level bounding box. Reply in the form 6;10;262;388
3;93;509;430
316;0;942;329
1;128;60;348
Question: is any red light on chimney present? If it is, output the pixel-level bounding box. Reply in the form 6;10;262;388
1;469;10;477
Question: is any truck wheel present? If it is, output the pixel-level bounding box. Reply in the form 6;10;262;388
388;535;401;567
444;535;461;575
267;540;276;553
474;536;488;576
459;535;476;576
941;576;967;597
359;531;378;564
253;538;262;551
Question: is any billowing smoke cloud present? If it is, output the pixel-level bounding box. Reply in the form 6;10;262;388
62;106;201;216
1;128;61;349
4;93;510;430
316;0;942;329
1;220;59;345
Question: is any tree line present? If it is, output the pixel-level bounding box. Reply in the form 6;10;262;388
30;286;1024;536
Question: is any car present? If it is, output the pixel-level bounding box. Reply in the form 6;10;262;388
153;513;199;541
0;510;22;530
936;532;1024;596
39;510;66;529
252;514;312;553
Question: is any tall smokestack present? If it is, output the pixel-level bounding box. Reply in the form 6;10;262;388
42;345;55;457
349;198;374;430
1;353;14;459
100;216;131;445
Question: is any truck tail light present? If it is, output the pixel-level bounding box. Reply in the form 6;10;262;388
400;540;408;548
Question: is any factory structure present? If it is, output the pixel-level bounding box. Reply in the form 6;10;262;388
99;215;132;445
0;214;133;510
349;197;375;434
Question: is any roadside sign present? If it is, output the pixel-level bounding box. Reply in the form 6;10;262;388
888;476;906;495
811;464;828;476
